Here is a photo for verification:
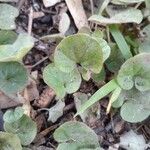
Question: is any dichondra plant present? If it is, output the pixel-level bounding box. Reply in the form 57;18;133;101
76;53;150;123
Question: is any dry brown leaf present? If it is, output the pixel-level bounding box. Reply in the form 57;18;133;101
0;92;21;109
65;0;88;29
34;87;55;108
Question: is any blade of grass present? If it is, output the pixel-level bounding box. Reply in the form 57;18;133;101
106;86;122;114
109;24;133;60
75;79;119;117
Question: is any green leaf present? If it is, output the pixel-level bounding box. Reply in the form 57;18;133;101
105;43;125;73
54;33;103;74
114;88;150;122
43;64;81;98
0;62;28;94
91;33;111;62
121;101;150;123
0;132;22;150
0;4;19;30
139;24;150;53
92;67;106;83
4;115;37;146
0;33;34;62
75;79;119;116
89;8;143;24
54;121;101;150
117;53;150;91
3;107;24;123
109;25;132;60
0;30;17;45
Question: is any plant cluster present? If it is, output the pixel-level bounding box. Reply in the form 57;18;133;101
0;0;150;149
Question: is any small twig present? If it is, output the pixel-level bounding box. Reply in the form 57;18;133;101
135;2;142;9
106;26;111;43
28;56;49;69
17;0;26;10
28;7;33;35
89;0;94;15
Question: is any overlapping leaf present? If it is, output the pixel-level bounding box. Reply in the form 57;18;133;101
54;121;102;150
0;4;19;30
4;114;37;146
3;107;24;123
43;64;81;98
54;33;103;74
0;132;22;150
113;88;150;122
89;8;143;24
0;62;28;94
0;33;34;62
117;53;150;91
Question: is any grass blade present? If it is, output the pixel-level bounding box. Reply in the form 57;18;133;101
75;79;119;117
106;86;122;114
109;24;133;60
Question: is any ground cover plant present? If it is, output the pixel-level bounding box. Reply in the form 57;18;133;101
0;0;150;149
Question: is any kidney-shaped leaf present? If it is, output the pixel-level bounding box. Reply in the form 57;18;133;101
0;132;22;150
54;121;101;150
54;33;103;74
0;33;34;62
121;101;150;123
43;64;81;99
4;114;37;146
3;107;24;123
117;53;150;91
113;88;150;122
0;4;19;30
0;30;17;45
0;62;28;94
89;8;143;24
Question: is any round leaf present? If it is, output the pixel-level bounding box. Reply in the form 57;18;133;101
3;107;24;123
4;115;37;146
43;64;81;98
0;62;28;94
54;33;103;74
0;132;22;150
54;121;100;149
121;101;150;123
0;33;34;62
0;4;19;30
117;53;150;91
114;88;150;122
